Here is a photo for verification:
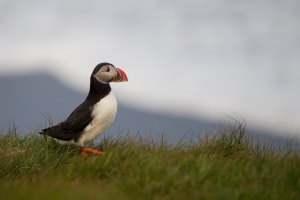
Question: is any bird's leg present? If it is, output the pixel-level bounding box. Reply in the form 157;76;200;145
80;147;105;156
80;147;88;157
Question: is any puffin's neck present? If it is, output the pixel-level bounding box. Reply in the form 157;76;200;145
86;75;111;101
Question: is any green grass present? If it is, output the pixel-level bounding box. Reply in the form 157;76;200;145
0;122;299;200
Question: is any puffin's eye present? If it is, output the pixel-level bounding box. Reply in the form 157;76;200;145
106;67;110;72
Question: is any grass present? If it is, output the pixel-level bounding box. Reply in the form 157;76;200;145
0;122;299;200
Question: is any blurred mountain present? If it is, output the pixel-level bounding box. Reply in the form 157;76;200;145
0;72;214;140
0;71;295;147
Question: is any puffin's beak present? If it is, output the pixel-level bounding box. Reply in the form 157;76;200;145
112;68;128;82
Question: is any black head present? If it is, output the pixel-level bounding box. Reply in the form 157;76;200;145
92;62;128;84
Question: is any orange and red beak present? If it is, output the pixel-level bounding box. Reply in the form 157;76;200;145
112;68;128;82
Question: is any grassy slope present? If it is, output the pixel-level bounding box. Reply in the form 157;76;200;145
0;123;299;200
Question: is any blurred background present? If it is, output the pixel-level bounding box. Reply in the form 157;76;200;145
0;0;300;142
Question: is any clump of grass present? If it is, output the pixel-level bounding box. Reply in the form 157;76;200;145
0;121;299;200
0;127;77;179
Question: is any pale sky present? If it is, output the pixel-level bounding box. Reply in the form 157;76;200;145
1;0;300;136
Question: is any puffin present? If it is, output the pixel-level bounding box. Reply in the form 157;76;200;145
40;63;128;156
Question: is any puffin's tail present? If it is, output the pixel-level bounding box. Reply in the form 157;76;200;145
39;123;73;141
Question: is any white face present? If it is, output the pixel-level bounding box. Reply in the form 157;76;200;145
93;64;116;84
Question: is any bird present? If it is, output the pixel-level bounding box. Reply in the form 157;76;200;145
40;62;128;156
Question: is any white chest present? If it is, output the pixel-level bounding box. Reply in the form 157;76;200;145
77;92;117;146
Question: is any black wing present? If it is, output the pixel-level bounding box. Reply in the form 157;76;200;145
40;102;93;142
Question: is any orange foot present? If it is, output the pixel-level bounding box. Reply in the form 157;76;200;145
80;147;105;157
